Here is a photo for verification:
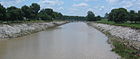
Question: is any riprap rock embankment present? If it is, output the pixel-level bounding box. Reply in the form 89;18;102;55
88;22;140;50
0;22;67;40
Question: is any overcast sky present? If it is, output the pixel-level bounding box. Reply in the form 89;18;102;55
0;0;140;16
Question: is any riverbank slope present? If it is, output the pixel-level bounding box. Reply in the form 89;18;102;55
0;22;67;40
88;22;140;59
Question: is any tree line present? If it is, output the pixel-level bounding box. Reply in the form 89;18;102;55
106;8;140;23
86;11;102;21
86;8;140;23
62;16;86;21
0;3;63;22
1;3;140;23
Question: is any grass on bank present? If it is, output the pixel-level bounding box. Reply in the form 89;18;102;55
88;20;140;59
88;22;140;59
110;37;140;59
96;19;140;29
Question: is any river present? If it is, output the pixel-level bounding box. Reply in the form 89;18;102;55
0;22;120;59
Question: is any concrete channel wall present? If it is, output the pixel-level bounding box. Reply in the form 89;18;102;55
88;22;140;50
0;22;67;40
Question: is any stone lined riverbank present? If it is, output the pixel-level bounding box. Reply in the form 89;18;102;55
0;22;67;40
88;22;140;50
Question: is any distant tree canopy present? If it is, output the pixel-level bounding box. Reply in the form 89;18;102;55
0;3;63;22
7;6;23;21
0;4;6;21
106;8;140;23
128;10;139;23
86;11;95;21
63;16;86;21
138;11;140;22
86;8;140;23
30;3;40;14
86;11;102;21
38;8;63;21
21;5;32;19
1;3;140;23
38;9;53;21
104;13;109;19
96;16;102;21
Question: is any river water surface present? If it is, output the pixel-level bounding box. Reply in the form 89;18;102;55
0;22;120;59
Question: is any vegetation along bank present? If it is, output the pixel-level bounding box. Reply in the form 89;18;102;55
88;22;140;59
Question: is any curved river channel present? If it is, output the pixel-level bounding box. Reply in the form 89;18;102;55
0;22;120;59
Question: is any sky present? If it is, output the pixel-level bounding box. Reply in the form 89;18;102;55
0;0;140;16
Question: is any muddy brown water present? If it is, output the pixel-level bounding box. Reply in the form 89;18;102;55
0;22;120;59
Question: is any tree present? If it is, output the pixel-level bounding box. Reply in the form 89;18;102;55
30;3;40;14
52;12;63;19
38;13;52;21
86;11;96;21
43;8;54;19
137;10;140;22
128;10;138;23
0;3;64;22
62;16;86;21
57;13;63;19
30;3;40;19
96;15;102;21
38;9;53;21
38;8;64;21
6;6;23;21
0;4;6;21
21;5;32;20
104;13;109;19
108;8;128;23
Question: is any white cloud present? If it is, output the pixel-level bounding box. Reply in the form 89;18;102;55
38;0;64;10
73;0;96;2
87;8;93;11
46;6;54;9
122;1;133;8
99;6;105;11
106;0;140;10
67;8;79;14
57;7;64;10
73;3;88;7
39;0;64;6
69;8;79;11
106;0;119;3
84;0;97;2
0;0;26;7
